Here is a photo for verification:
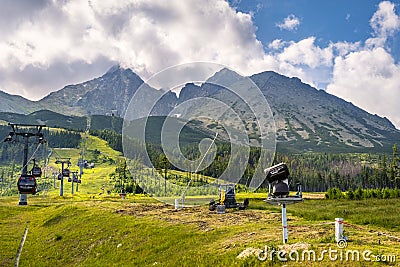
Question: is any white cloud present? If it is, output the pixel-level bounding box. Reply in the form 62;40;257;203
277;37;333;68
326;1;400;128
332;41;361;56
0;0;399;129
370;1;400;38
276;14;300;31
327;47;400;128
366;1;400;49
268;39;286;50
0;0;269;99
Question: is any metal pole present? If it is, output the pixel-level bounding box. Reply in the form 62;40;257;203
79;158;83;175
71;178;74;195
22;136;28;175
164;171;166;196
59;163;64;197
282;204;288;244
19;135;29;206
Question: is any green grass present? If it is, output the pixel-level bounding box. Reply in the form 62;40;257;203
1;131;400;266
1;196;399;266
248;198;400;231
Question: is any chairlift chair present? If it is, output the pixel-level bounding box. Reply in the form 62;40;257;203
62;169;70;177
31;166;42;177
17;175;37;194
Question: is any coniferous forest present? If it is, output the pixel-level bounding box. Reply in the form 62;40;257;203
1;124;399;195
88;129;400;193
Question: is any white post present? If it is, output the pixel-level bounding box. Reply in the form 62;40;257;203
282;204;288;244
335;218;344;242
174;198;179;210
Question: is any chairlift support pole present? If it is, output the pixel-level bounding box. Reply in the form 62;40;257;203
76;173;80;192
2;123;46;206
71;171;78;195
71;173;74;195
55;158;70;197
19;135;29;205
60;162;65;197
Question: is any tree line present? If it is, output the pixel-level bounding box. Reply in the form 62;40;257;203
85;129;400;192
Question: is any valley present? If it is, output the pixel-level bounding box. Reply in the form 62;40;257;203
0;67;399;266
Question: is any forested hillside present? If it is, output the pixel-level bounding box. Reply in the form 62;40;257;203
90;126;400;192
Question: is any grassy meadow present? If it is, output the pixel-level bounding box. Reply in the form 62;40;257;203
0;135;399;266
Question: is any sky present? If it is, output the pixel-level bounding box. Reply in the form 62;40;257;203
0;0;400;128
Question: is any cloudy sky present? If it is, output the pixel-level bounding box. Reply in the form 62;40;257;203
1;0;400;128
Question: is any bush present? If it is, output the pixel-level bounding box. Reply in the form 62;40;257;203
325;187;343;199
346;189;354;200
344;187;400;200
354;188;363;200
382;188;391;199
390;188;400;198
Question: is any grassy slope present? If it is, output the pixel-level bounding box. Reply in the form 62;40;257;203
1;197;399;266
1;134;399;266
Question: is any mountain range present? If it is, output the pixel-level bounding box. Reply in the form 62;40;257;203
0;66;399;153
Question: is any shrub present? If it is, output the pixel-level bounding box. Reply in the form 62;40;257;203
346;189;354;200
382;188;391;199
354;188;363;200
325;187;343;199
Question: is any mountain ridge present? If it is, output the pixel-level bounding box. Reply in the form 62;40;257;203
0;66;399;153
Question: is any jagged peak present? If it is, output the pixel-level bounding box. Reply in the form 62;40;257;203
105;65;122;74
104;65;142;81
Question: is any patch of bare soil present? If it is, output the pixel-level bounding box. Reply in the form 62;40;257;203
114;203;280;232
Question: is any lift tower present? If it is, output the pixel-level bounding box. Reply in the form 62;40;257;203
55;158;71;197
3;123;46;205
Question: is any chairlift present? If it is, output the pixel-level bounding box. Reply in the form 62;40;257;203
17;175;37;194
68;177;72;182
31;166;42;177
57;173;63;180
30;158;42;177
62;169;70;177
77;179;81;184
72;175;79;183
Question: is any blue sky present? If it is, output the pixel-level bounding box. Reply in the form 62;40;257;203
0;0;399;127
233;0;399;57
